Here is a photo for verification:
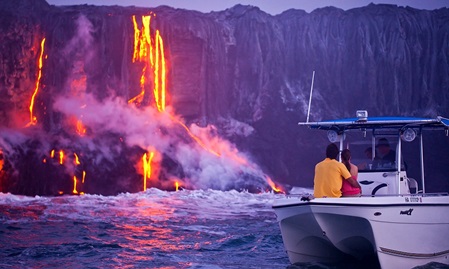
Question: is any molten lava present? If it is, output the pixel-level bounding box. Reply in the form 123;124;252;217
266;176;284;193
59;150;65;165
76;120;87;136
28;37;46;126
73;176;78;194
142;151;155;191
129;14;167;112
132;15;141;63
0;149;3;171
74;153;81;165
154;30;166;112
171;116;221;157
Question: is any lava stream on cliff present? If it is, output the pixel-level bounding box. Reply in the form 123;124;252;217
28;37;46;126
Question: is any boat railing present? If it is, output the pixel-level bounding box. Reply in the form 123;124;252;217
361;192;449;198
282;192;449;200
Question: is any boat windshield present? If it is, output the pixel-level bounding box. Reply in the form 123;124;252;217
343;133;405;172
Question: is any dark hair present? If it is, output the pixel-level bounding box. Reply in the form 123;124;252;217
341;149;351;172
377;138;390;148
326;143;339;159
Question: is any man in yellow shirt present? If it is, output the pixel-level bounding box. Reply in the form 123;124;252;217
314;143;361;198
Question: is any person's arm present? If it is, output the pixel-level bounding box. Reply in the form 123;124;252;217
350;163;359;178
345;176;361;189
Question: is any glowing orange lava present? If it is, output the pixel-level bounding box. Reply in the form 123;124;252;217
28;37;46;126
74;153;81;165
132;15;141;63
169;116;251;168
129;14;167;112
76;120;87;136
130;15;151;105
59;150;64;165
142;151;155;191
74;153;86;184
131;14;167;191
175;181;179;192
0;149;3;171
171;116;221;157
266;176;284;193
73;176;78;194
154;30;166;112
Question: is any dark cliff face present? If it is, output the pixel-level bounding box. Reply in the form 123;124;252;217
0;0;448;194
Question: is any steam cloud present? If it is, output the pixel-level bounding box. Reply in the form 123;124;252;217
52;93;270;192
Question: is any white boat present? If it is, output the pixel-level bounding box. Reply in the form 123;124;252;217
272;111;449;269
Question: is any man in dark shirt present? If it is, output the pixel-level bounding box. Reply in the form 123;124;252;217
376;138;396;168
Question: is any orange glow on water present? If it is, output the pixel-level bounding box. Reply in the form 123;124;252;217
142;151;155;191
29;37;46;126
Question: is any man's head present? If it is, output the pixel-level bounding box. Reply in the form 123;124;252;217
364;147;373;159
326;143;339;159
377;138;391;155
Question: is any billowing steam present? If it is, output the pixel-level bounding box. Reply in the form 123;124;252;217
53;93;269;191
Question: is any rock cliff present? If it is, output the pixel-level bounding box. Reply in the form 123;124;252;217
0;0;448;194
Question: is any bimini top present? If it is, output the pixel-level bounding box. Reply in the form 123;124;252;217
299;116;449;133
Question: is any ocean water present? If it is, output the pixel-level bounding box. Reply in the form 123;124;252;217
1;189;448;269
0;189;288;269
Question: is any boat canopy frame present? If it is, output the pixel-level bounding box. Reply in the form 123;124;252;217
299;116;449;194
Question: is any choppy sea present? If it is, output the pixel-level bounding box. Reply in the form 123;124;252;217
1;189;448;269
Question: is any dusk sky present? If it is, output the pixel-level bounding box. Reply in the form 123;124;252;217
46;0;449;14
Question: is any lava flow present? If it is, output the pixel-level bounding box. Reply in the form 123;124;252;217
153;30;166;112
28;37;46;126
129;14;166;111
59;150;64;165
142;151;155;191
131;14;171;191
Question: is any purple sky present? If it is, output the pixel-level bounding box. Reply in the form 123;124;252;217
46;0;448;14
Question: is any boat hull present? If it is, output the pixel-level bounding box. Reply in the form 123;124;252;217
273;195;449;268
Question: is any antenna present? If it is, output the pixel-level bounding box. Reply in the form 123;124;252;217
306;71;315;123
